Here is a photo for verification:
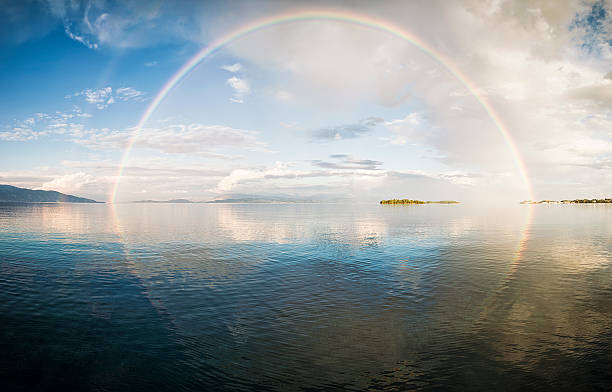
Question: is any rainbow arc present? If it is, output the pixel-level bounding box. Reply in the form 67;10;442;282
109;9;534;202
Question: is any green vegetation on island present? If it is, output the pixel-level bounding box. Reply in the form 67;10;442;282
380;199;459;205
0;184;100;203
521;198;612;204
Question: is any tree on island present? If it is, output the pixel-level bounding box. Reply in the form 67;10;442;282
520;198;612;204
380;199;459;205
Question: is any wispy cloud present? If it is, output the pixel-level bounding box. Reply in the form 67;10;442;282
63;24;99;49
77;87;113;109
225;77;250;104
221;63;243;73
73;123;266;156
221;63;250;103
115;87;146;102
0;127;46;141
311;155;383;170
71;86;146;109
47;0;169;49
0;108;90;141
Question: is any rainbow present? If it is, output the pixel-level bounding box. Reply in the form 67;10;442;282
109;8;534;202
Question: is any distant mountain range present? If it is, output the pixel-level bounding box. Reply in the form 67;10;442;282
205;193;345;204
0;184;100;203
131;195;332;204
132;199;194;203
205;197;316;204
131;198;315;204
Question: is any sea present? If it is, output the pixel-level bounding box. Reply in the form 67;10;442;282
0;202;610;391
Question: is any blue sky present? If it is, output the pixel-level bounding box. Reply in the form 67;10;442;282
1;0;611;202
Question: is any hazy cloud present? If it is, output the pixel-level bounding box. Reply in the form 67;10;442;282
213;160;478;196
312;155;383;170
567;82;612;108
41;172;97;194
74;123;266;155
213;163;386;193
309;117;383;142
383;112;426;145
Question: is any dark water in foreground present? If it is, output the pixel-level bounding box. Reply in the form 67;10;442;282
0;203;610;391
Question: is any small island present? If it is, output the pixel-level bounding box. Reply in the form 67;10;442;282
521;198;612;204
380;199;459;205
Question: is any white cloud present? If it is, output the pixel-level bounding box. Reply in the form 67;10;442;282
115;87;146;101
383;113;426;145
0;156;231;203
78;87;113;109
228;78;249;94
221;63;250;102
221;63;243;73
0;108;90;141
41;172;97;194
225;76;251;103
0;127;47;141
72;86;146;109
73;123;266;155
213;164;356;193
212;160;479;197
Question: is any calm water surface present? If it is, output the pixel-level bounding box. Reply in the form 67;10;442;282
1;203;610;391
